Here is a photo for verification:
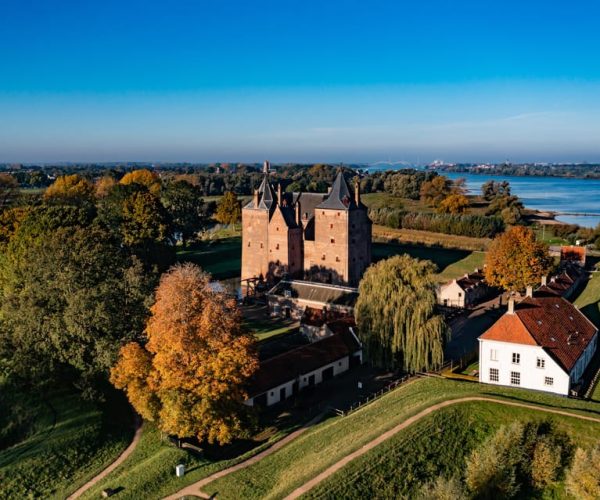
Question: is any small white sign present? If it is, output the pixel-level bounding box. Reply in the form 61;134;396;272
175;464;185;477
357;381;363;389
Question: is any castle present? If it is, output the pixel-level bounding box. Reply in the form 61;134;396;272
241;163;372;287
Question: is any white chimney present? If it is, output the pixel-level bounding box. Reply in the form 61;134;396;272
526;286;533;298
541;276;547;286
508;298;515;315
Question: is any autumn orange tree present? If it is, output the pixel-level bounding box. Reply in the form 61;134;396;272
120;169;161;195
44;174;95;204
110;263;258;444
438;193;469;214
484;226;552;292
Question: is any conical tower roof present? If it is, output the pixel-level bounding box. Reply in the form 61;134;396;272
317;171;356;210
257;174;276;210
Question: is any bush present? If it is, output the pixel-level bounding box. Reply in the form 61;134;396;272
565;444;600;500
368;208;504;238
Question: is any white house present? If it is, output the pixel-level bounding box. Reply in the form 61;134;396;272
437;268;490;308
245;319;362;407
478;293;598;396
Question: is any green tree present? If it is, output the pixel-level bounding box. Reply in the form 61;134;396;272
484;226;552;292
215;191;242;225
0;173;19;209
417;476;465;500
0;222;152;394
355;255;448;372
161;180;210;247
420;175;452;206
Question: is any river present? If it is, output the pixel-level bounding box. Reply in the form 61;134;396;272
443;173;600;228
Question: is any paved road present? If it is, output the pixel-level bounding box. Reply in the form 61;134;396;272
284;396;600;499
67;420;143;499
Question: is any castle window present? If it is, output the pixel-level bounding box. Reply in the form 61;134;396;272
330;223;333;229
336;256;340;262
276;244;280;250
260;243;263;249
330;238;335;244
247;242;251;247
322;211;325;215
276;227;279;231
321;254;326;261
337;212;340;217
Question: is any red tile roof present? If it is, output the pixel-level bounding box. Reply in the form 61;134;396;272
480;294;598;373
248;327;361;397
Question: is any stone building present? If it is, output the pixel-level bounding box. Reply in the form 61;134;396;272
241;165;372;286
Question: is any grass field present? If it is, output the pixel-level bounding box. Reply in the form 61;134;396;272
80;411;305;500
0;385;132;499
361;192;490;216
306;401;597;499
372;241;486;282
204;377;600;499
373;224;490;251
574;272;600;328
176;237;241;280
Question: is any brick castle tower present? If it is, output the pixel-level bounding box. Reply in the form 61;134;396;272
241;163;371;286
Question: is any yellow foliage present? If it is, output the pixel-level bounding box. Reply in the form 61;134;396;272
95;176;117;197
44;174;94;201
120;169;161;194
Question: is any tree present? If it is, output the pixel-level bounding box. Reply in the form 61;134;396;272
95;176;117;197
120;169;161;195
465;422;524;498
482;180;511;201
420;175;452;206
485;226;552;292
565;444;600;500
0;221;151;394
438;194;469;214
44;174;95;204
121;191;170;247
161;180;210;247
111;263;258;444
215;191;241;225
531;437;561;489
0;173;19;209
355;255;448;372
417;476;465;500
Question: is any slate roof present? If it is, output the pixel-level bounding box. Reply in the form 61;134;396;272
479;294;598;373
537;267;583;297
455;270;487;292
268;280;359;307
317;171;362;210
244;174;277;210
248;327;361;396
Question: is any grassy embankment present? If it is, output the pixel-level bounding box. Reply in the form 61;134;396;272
204;377;600;500
0;383;132;499
80;411;305;500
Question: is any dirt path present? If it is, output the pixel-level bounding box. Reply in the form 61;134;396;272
67;419;143;499
284;396;600;499
164;412;325;500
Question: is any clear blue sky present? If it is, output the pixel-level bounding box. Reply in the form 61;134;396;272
1;0;600;163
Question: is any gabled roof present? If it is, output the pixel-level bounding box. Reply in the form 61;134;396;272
479;294;598;373
317;172;357;210
268;280;359;307
248;328;361;397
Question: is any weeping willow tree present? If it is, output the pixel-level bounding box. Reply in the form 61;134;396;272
355;254;449;372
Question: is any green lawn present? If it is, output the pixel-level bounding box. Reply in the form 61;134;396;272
176;237;241;280
435;251;486;283
372;241;485;282
306;401;598;499
361;192;491;216
80;413;305;500
243;316;298;341
574;272;600;328
204;377;600;500
0;385;132;499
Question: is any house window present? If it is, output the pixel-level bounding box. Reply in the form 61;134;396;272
510;371;520;386
458;292;462;298
489;368;499;382
545;377;554;386
330;238;335;244
512;353;520;365
537;358;545;369
490;349;498;361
